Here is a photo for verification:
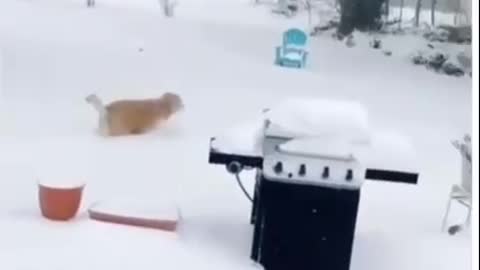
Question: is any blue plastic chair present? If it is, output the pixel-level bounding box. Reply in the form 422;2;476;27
275;28;308;68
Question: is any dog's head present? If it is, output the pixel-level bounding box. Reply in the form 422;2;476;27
85;93;100;104
161;92;184;113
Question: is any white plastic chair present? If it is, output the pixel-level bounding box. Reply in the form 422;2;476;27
441;134;472;235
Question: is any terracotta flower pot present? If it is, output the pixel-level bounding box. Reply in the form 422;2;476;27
38;182;85;221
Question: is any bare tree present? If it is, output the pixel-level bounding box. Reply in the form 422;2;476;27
399;0;405;29
453;0;461;25
414;0;422;27
306;0;313;31
385;0;390;19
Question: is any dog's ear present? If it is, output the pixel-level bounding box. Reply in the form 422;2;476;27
86;93;100;102
162;92;183;110
162;92;176;99
85;94;95;103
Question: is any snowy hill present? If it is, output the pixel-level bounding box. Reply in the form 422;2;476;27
0;0;472;269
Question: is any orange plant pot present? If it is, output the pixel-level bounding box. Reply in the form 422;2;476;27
38;183;84;221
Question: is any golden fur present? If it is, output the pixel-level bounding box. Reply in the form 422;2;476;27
86;92;184;136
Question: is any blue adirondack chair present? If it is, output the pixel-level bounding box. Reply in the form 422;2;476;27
275;28;308;68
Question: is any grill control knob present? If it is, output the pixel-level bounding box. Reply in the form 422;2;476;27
322;166;330;179
299;164;306;176
346;169;354;181
273;162;283;174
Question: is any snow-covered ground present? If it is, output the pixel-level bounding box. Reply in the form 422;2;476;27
0;0;472;269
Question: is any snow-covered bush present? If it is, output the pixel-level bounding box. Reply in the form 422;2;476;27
427;52;447;70
411;49;466;77
442;61;464;76
412;52;429;65
423;27;450;42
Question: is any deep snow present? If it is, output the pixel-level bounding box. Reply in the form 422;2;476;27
0;0;472;269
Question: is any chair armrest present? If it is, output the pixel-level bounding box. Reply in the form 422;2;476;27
302;51;308;60
276;46;282;59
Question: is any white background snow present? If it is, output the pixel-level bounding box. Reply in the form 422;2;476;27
0;0;472;269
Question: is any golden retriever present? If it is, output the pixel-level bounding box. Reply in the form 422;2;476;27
86;92;184;136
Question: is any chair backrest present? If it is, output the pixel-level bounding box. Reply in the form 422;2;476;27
453;135;472;194
460;137;472;193
283;28;307;48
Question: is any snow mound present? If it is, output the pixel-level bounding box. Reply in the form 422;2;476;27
37;167;87;189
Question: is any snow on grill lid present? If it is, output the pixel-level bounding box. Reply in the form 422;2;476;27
210;98;373;156
264;98;371;142
279;137;363;161
278;130;418;174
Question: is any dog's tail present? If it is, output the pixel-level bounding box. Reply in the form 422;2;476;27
86;93;107;116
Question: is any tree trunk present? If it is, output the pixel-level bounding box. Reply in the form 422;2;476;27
415;0;422;27
338;0;357;36
431;0;437;26
338;0;386;37
306;0;312;31
399;0;404;29
385;0;390;19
